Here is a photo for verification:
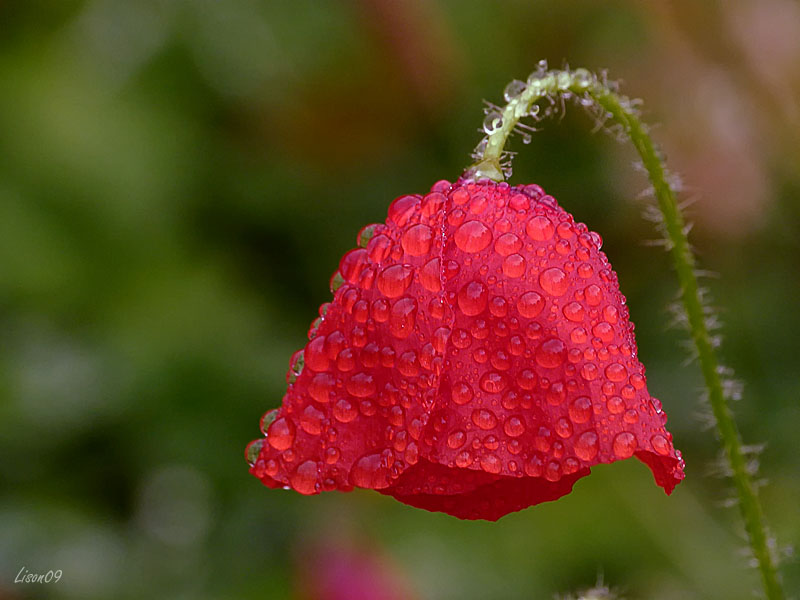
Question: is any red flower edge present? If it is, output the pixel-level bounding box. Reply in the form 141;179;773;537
247;178;685;521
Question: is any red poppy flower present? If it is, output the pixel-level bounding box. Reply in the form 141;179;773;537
247;178;685;521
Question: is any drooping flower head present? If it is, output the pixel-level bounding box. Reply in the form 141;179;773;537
247;178;684;520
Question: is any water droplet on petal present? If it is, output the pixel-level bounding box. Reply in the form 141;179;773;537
613;432;637;458
389;297;417;339
346;372;376;398
267;417;295;450
503;254;526;278
526;215;554;241
299;404;325;435
494;232;522;256
605;362;627;382
651;434;670;455
388;195;418;227
290;460;318;495
503;416;525;437
545;460;562;481
451;381;474;405
245;439;265;466
585;284;603;306
471;408;498;430
377;264;414;298
517;291;544;318
555;417;573;438
402;223;433;256
333;398;358;422
607;396;624;414
480;453;502;474
458;280;488;316
539;267;569;296
455;220;492;253
447;430;466;449
479;371;507;394
574;430;599;461
309;372;336;403
350;453;390;489
568;396;592;424
419;257;442;292
562;301;585;322
535;338;566;368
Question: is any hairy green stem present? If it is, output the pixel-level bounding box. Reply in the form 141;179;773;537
470;67;784;600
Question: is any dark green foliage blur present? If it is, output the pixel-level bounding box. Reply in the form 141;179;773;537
1;1;798;599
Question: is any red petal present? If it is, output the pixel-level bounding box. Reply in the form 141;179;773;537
248;179;685;520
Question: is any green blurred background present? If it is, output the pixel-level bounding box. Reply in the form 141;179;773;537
1;1;799;598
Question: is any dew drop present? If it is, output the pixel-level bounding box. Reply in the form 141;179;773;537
613;432;637;458
503;416;526;437
592;322;614;343
471;408;498;430
333;398;358;422
568;396;592;424
389;297;417;339
585;284;603;306
245;439;265;467
651;433;670;456
504;79;527;101
577;263;594;279
524;454;544;477
535;338;566;368
345;372;376;398
605;362;627;382
526;215;555;241
539;267;569;296
623;409;639;424
545;381;566;405
580;362;598;381
289;460;318;495
574;430;599;461
483;112;503;134
377;264;413;298
336;348;356;372
419;257;442;292
447;430;467;449
339;248;369;283
267;417;295;451
458;280;488;316
502;253;526;278
517;291;544;318
562;302;585;322
308;372;335;403
402;223;433;256
555;417;573;438
545;460;562;482
455;220;492;253
607;395;624;414
397;351;420;377
325;447;340;464
479;371;507;394
494;232;522;256
455;451;473;468
367;234;392;263
490;349;510;371
388;195;419;227
350;453;390;489
451;381;474;405
299;405;325;435
480;453;502;474
304;335;329;372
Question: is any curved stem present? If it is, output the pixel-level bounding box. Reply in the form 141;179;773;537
471;67;784;600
